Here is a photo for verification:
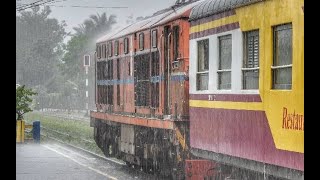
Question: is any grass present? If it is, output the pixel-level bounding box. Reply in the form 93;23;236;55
24;112;104;156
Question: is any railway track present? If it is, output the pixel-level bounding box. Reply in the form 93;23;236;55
33;110;170;179
40;129;166;179
42;132;125;165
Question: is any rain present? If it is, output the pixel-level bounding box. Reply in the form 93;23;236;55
16;0;304;180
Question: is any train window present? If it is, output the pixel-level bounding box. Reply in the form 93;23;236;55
218;35;232;90
139;33;144;50
272;23;292;90
97;45;101;59
152;30;157;48
196;39;209;90
151;51;160;107
173;26;179;61
243;30;259;89
102;44;106;58
117;59;120;106
114;41;119;56
124;38;129;54
134;54;150;106
107;60;114;105
107;42;113;57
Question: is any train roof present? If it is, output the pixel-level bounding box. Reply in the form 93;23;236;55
189;0;264;21
96;0;202;44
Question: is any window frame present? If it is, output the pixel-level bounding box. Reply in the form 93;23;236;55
152;30;157;48
114;40;119;56
217;34;232;90
242;30;260;90
196;39;209;91
101;44;106;58
139;33;144;50
107;42;113;57
124;38;129;54
272;23;293;90
173;26;180;61
97;45;101;59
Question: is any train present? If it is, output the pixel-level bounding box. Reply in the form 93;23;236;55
90;0;304;179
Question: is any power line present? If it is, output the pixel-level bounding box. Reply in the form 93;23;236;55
16;0;46;9
17;0;127;11
17;0;67;8
45;5;128;9
17;0;62;11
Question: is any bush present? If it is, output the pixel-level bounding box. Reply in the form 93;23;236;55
16;85;37;120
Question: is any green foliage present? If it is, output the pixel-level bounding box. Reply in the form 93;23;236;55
24;112;103;155
61;13;116;80
17;9;117;111
16;6;67;87
16;85;37;120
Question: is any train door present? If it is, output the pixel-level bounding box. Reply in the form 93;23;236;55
163;26;171;116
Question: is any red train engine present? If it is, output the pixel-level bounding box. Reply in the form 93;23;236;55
90;1;200;178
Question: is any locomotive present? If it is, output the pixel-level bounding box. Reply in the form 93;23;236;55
90;0;304;179
90;0;200;178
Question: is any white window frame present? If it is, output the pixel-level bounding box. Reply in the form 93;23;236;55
242;30;259;90
217;34;232;90
196;39;209;91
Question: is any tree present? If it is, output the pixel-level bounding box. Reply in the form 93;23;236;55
16;6;67;87
61;12;116;78
16;85;37;120
57;13;117;110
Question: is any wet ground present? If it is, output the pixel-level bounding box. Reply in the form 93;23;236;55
16;143;164;180
36;110;89;121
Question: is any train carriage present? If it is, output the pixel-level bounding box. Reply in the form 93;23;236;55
188;0;304;179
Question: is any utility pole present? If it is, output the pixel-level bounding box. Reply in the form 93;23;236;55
84;54;90;116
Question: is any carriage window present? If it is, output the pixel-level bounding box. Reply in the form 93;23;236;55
243;30;259;89
117;59;120;106
152;30;157;48
97;45;101;59
134;54;150;106
197;39;209;90
173;26;180;61
218;35;232;90
272;23;292;90
139;33;144;50
107;42;112;57
114;41;119;56
102;44;106;58
124;38;129;54
107;60;113;105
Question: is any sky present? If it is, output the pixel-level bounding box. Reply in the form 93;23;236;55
17;0;175;41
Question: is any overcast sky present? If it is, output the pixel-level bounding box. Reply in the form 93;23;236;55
17;0;175;39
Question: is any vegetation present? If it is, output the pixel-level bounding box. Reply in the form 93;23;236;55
60;13;116;87
24;112;104;156
16;85;37;120
16;6;67;88
17;8;117;110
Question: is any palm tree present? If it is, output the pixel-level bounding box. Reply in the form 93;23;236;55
73;13;116;39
